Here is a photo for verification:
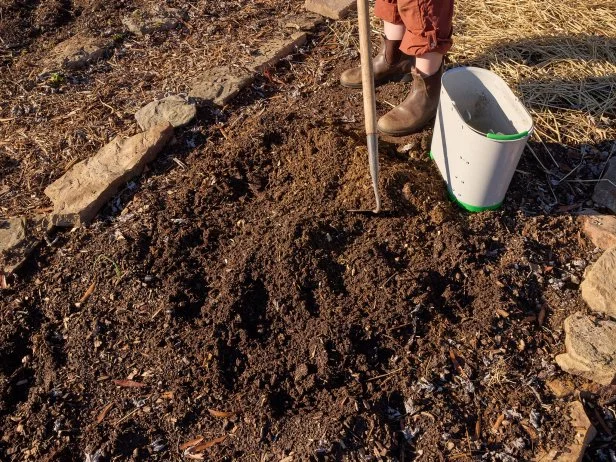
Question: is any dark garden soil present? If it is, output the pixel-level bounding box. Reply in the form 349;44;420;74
1;0;615;461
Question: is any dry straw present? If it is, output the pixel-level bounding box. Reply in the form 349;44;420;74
450;0;616;145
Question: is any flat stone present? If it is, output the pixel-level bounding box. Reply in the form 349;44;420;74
189;67;254;107
44;123;173;227
555;312;616;385
536;401;596;462
0;216;52;273
592;158;616;213
190;32;306;107
304;0;356;19
281;13;324;31
46;34;111;70
249;32;308;72
122;7;185;36
135;96;196;131
580;247;616;317
581;211;616;250
546;377;575;398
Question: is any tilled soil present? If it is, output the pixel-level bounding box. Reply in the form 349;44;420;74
1;1;615;461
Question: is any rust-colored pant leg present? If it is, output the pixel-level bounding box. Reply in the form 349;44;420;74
398;0;454;56
374;0;403;25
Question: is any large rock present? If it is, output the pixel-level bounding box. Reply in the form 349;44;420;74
304;0;356;19
580;247;616;317
581;211;616;250
46;34;111;70
536;401;596;462
44;123;173;227
0;216;52;273
135;96;196;131
555;312;616;385
592;158;616;213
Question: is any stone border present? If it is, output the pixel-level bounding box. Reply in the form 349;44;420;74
2;13;330;277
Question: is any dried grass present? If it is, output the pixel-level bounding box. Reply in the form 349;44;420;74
450;0;616;145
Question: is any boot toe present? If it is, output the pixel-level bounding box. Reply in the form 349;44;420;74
340;68;362;88
377;110;408;136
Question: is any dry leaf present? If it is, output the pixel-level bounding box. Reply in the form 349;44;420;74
96;402;114;424
79;282;96;304
491;413;505;433
180;437;204;451
208;409;237;418
185;454;205;460
521;421;539;441
112;379;146;388
192;435;226;452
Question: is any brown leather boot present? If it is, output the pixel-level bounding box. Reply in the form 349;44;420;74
377;67;443;136
340;36;415;89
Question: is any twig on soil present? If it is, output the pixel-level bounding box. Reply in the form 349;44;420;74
99;99;119;115
379;272;398;288
114;407;140;425
113;379;146;388
151;307;164;320
449;453;472;461
365;367;403;382
173;158;188;169
388;321;414;332
465;427;473;458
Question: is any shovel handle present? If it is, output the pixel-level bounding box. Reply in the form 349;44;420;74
357;0;378;136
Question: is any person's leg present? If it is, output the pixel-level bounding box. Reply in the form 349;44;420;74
383;21;405;41
340;0;415;88
377;0;454;135
415;52;443;77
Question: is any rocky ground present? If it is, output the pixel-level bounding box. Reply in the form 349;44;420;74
1;0;616;461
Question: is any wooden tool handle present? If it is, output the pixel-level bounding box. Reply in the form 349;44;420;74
357;0;378;136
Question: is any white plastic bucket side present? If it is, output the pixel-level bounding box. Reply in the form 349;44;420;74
430;67;533;211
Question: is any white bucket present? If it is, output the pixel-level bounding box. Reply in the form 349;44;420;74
430;66;534;212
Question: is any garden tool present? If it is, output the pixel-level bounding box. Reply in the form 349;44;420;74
349;0;382;214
